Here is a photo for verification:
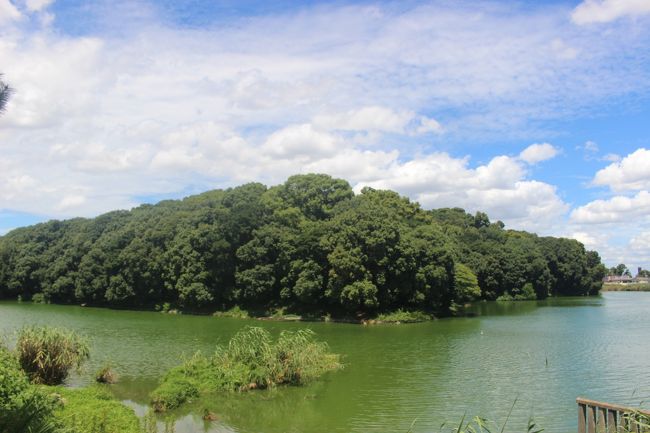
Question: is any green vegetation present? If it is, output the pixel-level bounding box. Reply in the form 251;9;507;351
51;386;141;433
602;283;650;292
0;346;58;433
95;363;118;384
1;327;147;433
151;326;341;411
0;174;606;318
17;326;90;385
496;282;537;301
376;309;431;323
213;305;250;319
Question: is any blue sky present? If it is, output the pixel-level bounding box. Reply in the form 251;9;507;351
1;0;650;270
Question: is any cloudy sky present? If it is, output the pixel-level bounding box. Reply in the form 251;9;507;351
1;0;650;270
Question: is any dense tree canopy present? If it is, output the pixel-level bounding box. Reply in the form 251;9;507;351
0;174;606;316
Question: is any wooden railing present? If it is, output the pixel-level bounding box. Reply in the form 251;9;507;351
578;398;650;433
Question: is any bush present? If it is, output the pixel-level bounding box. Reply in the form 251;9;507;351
213;305;250;319
376;310;431;323
31;293;47;304
17;326;90;385
151;327;341;411
0;346;59;433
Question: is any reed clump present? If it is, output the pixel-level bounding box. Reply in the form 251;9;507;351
16;326;90;385
151;326;341;411
95;363;118;384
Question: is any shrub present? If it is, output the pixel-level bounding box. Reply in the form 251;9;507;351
151;326;341;411
31;293;47;304
213;305;250;319
376;310;431;323
17;326;90;385
0;346;59;433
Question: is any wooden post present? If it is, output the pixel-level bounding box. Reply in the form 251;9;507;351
589;405;597;433
578;404;587;433
607;409;617;433
598;407;608;433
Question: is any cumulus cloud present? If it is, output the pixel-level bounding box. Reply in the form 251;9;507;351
592;148;650;191
572;0;650;25
0;0;648;241
355;153;568;232
25;0;54;13
312;107;442;136
519;143;560;164
630;231;650;252
570;190;650;224
0;0;20;23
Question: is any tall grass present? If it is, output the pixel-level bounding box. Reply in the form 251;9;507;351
17;326;90;385
151;326;341;411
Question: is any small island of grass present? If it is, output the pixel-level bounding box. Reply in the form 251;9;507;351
150;326;341;412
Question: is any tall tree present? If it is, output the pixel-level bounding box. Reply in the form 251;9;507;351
0;75;12;114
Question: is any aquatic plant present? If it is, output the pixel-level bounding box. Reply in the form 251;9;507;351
95;363;118;384
151;326;341;411
16;326;90;385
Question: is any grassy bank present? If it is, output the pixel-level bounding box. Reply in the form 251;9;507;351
602;283;650;292
150;326;341;411
1;327;142;433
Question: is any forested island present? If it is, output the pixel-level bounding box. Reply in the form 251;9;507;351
0;174;606;318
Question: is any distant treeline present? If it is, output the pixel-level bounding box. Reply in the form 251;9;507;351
0;174;606;316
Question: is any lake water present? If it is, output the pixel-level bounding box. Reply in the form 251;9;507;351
1;292;649;433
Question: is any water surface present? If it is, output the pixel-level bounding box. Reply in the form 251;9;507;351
1;292;649;433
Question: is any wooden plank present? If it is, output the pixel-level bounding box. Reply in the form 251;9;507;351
607;409;617;433
589;405;597;433
598;407;608;433
578;404;587;433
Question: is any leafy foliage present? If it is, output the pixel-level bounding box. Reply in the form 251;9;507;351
150;326;341;411
0;346;59;433
17;326;90;385
0;174;606;317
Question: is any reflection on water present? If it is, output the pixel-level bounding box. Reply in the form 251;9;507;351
1;292;649;433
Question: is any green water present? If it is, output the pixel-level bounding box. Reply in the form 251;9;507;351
1;292;650;433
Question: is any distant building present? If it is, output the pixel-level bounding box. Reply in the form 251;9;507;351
603;274;650;284
603;275;634;283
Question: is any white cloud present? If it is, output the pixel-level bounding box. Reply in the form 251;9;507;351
0;0;647;246
584;140;599;153
313;107;443;136
25;0;54;13
592;148;650;191
519;143;560;164
262;124;340;159
354;152;569;232
572;0;650;25
312;106;416;134
570;190;650;224
630;231;650;252
602;153;621;162
0;0;20;23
